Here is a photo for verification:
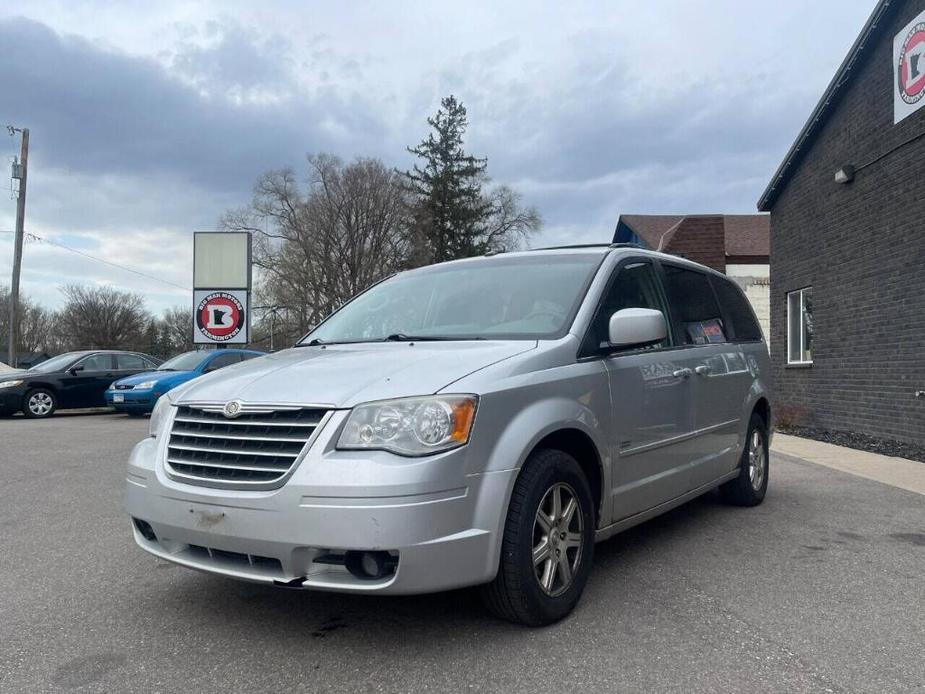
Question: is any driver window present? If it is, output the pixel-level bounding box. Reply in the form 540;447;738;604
592;262;668;350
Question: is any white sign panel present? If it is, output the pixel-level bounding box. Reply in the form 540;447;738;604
194;232;251;289
193;289;249;344
894;9;925;123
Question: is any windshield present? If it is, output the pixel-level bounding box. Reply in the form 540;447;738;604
28;353;84;373
303;253;605;344
157;351;210;371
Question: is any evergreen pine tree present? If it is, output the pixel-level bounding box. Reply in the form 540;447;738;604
405;95;495;262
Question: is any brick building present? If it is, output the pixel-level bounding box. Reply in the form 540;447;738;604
758;0;925;443
613;214;770;339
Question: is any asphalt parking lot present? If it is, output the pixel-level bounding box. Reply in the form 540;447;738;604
1;414;923;693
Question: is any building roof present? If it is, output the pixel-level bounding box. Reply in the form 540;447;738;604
757;0;895;211
614;214;769;258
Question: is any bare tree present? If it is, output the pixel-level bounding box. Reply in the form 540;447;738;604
221;154;411;335
0;286;60;360
158;306;194;355
57;284;151;350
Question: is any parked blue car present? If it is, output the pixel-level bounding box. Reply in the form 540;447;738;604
105;349;264;415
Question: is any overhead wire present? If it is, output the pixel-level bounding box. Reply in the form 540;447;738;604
0;229;191;291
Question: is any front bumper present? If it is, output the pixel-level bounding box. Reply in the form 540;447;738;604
124;410;515;595
0;389;24;413
106;389;156;412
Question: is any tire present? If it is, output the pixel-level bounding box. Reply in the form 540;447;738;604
22;388;57;419
480;448;595;626
720;412;769;506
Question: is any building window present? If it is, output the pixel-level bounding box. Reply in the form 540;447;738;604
787;287;813;364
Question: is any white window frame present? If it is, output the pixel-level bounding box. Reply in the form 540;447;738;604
786;287;813;365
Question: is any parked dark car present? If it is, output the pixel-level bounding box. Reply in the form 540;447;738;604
0;350;162;418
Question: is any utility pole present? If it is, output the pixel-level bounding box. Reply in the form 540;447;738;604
7;126;28;368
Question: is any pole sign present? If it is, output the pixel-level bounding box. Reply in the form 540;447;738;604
192;232;251;345
894;9;925;123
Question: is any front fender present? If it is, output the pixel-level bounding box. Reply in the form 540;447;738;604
463;362;613;540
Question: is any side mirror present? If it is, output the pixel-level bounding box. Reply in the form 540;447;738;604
608;308;667;349
69;365;84;375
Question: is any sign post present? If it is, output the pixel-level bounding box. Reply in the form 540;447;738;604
192;232;251;346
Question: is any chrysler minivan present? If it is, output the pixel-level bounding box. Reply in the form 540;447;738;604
125;245;771;625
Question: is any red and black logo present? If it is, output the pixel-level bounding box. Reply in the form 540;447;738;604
898;22;925;104
196;292;244;342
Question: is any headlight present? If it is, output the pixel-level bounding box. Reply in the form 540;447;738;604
108;381;118;390
133;381;157;390
0;380;23;389
149;394;173;438
337;395;477;456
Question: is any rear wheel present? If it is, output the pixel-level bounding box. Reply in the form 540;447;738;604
720;412;768;506
23;388;57;419
481;448;595;626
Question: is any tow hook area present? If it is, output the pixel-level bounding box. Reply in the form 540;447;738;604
273;576;307;588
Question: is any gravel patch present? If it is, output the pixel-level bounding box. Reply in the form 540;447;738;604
777;425;925;464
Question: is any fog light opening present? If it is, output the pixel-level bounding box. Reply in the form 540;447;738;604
344;550;396;580
132;517;157;542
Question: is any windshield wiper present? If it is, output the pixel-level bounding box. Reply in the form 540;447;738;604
297;335;485;347
297;338;368;347
383;333;484;342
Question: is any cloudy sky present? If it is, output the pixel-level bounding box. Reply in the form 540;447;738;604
0;1;873;313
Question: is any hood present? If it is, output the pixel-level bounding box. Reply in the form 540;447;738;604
114;370;194;387
0;370;43;383
173;340;537;408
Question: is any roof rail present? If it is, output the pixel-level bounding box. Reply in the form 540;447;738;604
488;241;646;255
522;243;615;252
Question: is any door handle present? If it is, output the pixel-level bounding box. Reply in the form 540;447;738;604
694;365;711;376
672;368;692;379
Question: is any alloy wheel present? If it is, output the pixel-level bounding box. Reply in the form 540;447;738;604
28;392;53;417
532;482;583;597
747;429;766;491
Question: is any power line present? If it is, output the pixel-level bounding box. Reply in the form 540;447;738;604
1;230;191;292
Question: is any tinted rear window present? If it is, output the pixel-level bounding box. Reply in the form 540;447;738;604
710;275;763;342
661;265;727;345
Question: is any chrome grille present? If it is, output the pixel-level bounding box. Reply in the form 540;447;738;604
165;404;328;489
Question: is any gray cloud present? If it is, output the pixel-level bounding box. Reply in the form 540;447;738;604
0;3;872;312
0;17;387;196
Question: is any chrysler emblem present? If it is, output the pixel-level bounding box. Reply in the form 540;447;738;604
223;400;243;418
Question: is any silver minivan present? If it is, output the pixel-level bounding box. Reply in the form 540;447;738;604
126;245;771;625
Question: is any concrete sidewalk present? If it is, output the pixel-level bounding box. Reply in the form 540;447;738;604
772;432;925;496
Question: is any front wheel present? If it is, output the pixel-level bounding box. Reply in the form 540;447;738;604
480;448;595;626
720;412;769;506
23;388;57;419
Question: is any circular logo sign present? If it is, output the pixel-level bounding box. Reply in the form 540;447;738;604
196;292;244;342
898;22;925;104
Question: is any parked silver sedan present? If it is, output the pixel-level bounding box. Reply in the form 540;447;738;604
125;245;771;625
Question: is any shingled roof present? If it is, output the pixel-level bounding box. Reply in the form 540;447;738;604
614;214;770;259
